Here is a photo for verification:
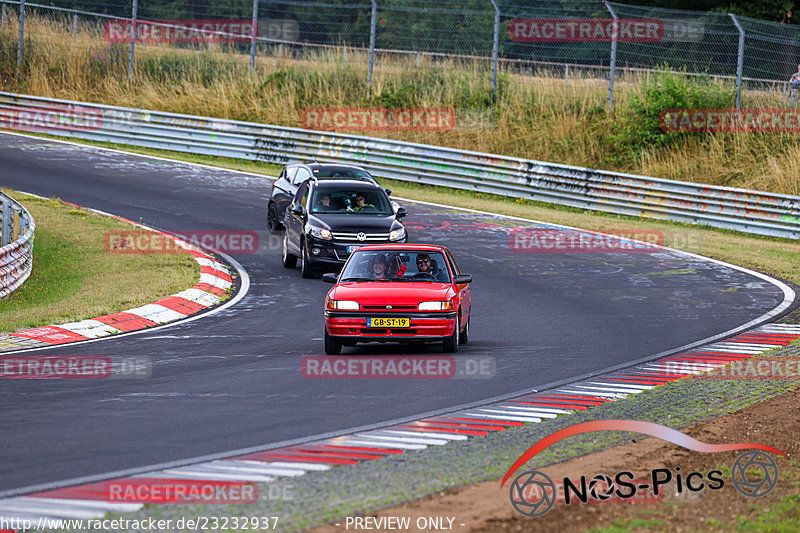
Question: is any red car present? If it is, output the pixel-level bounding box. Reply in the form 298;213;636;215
321;244;473;354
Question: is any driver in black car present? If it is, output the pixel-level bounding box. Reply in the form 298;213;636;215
416;253;447;282
347;194;375;212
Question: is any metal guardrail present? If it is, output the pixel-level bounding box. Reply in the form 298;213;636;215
1;91;800;239
0;190;35;299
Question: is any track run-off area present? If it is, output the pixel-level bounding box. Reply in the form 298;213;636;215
0;131;794;496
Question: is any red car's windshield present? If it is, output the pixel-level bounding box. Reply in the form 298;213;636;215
340;250;451;283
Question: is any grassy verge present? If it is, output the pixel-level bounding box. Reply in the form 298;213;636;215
0;191;199;333
13;133;800;288
2;15;800;195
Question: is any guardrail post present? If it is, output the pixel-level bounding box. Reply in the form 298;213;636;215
16;0;24;77
729;13;745;109
490;0;500;101
249;0;259;73
605;2;618;113
368;0;377;87
127;0;137;83
1;199;11;247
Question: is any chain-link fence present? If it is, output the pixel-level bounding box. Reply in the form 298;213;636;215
2;0;800;108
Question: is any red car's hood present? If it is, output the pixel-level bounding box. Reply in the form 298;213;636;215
331;282;454;305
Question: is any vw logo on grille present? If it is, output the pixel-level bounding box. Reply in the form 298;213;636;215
386;305;392;310
356;232;367;241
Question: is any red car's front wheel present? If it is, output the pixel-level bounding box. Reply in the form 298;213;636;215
443;315;459;353
324;328;342;355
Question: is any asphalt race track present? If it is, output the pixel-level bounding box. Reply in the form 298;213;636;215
0;132;793;495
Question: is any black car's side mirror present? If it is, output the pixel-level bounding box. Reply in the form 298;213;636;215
291;204;305;217
385;188;392;196
322;273;338;284
395;206;408;218
454;274;472;284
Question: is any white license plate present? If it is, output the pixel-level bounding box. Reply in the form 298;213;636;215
347;245;361;253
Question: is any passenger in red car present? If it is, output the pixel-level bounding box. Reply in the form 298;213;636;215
371;255;389;280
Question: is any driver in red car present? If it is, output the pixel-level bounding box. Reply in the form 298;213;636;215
416;253;447;282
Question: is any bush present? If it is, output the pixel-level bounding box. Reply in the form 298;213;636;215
607;70;735;165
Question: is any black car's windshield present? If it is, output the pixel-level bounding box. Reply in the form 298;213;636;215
312;169;374;180
341;251;451;283
310;189;393;216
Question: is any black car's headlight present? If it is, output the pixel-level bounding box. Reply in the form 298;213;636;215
307;224;333;240
389;228;406;242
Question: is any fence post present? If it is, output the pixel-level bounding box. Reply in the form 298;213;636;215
127;0;137;82
564;64;569;87
2;3;7;29
72;13;77;39
1;199;11;247
249;0;258;73
368;0;377;87
342;46;346;66
729;13;745;109
489;0;500;101
16;0;24;77
604;2;618;113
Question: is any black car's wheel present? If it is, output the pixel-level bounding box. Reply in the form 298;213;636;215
300;240;315;279
443;315;459;353
267;202;282;232
459;315;470;344
324;329;342;355
281;232;297;268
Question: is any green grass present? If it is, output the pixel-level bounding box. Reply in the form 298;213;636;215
1;223;88;322
0;192;200;333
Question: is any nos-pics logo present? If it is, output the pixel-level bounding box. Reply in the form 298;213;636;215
502;420;782;517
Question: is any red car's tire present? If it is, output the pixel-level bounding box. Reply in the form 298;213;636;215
443;315;459;353
324;329;342;355
459;315;470;344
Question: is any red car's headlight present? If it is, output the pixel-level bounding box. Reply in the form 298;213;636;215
326;299;360;310
418;301;453;311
